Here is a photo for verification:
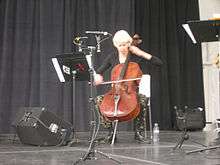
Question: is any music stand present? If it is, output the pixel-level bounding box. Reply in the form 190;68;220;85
52;53;90;144
52;51;120;164
182;20;220;154
183;20;220;44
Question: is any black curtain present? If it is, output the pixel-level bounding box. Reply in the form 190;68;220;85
135;0;204;129
0;0;204;133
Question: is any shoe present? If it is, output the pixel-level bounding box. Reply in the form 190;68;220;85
134;132;150;143
135;131;145;141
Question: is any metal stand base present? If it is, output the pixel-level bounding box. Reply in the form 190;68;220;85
73;122;121;165
186;136;220;154
173;129;189;150
73;148;121;165
173;129;208;151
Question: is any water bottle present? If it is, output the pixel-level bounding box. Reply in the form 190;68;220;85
153;123;159;143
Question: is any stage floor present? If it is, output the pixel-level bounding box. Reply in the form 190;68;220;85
0;131;220;165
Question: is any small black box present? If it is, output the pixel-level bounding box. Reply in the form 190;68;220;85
176;107;206;131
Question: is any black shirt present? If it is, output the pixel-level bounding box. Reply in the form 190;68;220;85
96;50;144;74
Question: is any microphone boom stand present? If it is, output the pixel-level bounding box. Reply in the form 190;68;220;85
73;46;121;165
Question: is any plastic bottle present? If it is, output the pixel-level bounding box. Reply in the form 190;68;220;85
153;123;159;143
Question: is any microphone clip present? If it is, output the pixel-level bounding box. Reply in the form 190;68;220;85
73;36;88;52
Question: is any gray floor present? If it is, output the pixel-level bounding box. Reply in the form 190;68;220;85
1;131;220;165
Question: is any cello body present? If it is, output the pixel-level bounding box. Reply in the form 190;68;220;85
99;62;143;122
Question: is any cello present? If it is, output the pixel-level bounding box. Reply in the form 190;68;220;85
99;34;143;122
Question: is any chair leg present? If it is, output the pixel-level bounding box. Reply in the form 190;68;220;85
147;98;153;141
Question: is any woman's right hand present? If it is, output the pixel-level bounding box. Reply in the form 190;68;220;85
94;74;104;85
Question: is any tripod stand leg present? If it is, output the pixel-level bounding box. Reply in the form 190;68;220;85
186;145;220;154
173;130;188;150
96;150;121;164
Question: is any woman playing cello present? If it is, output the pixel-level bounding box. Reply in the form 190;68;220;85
94;30;162;143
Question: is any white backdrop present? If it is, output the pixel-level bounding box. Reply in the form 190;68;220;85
199;0;220;130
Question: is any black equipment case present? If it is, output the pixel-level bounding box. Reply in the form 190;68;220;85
175;106;206;131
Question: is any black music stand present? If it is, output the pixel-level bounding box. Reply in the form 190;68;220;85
183;20;220;44
52;53;90;144
52;51;120;164
182;20;220;154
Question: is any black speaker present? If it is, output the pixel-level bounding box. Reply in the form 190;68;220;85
12;107;74;146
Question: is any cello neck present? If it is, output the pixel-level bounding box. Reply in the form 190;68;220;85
118;53;130;80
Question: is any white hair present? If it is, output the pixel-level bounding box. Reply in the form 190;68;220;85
112;30;132;47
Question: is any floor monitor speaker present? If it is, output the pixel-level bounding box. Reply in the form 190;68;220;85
12;107;74;146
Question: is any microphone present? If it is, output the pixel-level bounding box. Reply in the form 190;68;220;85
85;31;109;35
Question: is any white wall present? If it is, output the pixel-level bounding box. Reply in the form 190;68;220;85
198;0;220;130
